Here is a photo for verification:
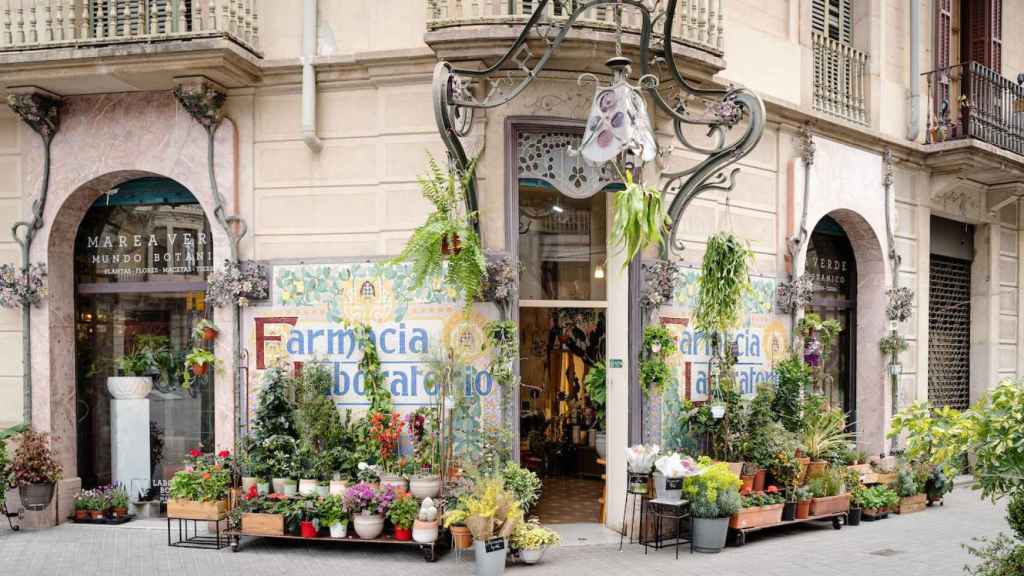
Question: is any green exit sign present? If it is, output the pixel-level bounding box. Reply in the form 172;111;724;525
609;358;623;368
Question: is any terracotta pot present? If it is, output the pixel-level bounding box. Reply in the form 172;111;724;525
393;526;412;541
740;475;755;493
753;469;767;492
450;524;474;549
730;503;784;529
808;494;850;516
191;363;208;377
795;500;811;519
74;509;88;521
441;234;461;255
201;327;218;341
805;460;827;479
111;507;128;519
89;510;104;520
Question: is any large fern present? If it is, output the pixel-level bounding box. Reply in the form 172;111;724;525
391;155;486;308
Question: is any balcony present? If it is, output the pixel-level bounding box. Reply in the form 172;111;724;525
925;61;1024;157
425;0;726;74
0;0;261;94
812;31;869;125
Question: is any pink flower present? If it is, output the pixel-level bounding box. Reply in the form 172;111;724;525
217;450;230;459
189;449;201;458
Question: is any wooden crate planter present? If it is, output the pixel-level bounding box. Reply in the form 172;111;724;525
241;513;285;536
808;494;850;516
861;471;897;485
896;494;927;515
166;499;228;521
729;504;783;529
862;507;889;520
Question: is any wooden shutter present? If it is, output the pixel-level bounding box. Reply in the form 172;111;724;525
811;0;852;45
935;0;952;71
961;0;1002;71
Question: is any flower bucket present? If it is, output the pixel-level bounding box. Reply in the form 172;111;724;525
329;521;348;538
627;472;650;495
299;520;317;538
393;527;412;541
353;513;384;540
473;537;508;576
652;472;683;501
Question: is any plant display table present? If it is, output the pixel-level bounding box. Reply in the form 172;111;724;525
642;498;692;559
167;516;230;550
226;528;448;562
729;511;846;546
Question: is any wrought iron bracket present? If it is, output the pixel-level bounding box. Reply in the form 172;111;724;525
431;0;765;255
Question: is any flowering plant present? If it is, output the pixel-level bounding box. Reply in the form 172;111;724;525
205;259;269;308
168;448;232;502
407;407;438;472
775;274;814;314
11;429;62;485
654;453;701;479
370;411;404;472
0;263;46;309
387;490;419;529
625;444;660;474
511;519;561;550
344;482;395;516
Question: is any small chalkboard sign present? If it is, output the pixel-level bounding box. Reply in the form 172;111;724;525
665;477;683;490
484;537;505;553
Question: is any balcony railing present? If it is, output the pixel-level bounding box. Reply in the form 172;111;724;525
925;61;1024;156
0;0;259;54
426;0;725;55
812;31;869;125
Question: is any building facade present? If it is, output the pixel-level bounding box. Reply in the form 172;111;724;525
0;0;1022;532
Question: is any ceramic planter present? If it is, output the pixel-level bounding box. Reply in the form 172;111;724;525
353;513;385;539
271;478;289;494
595;430;607;459
729;504;783;529
652;472;683;501
379;475;408;493
282;483;298;498
394;526;412;541
409;475;441;499
412;520;438;544
329;479;348;496
256;482;270;495
808;494;850;516
106;376;153;399
692;517;729;553
18;482;55;510
299;520;317;538
795;500;811;519
519;547;545;564
329;521;348;538
315;484;330;498
473;537;508;576
450;524;474;549
298;478;318;496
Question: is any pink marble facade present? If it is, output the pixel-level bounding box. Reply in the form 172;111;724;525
18;91;238;522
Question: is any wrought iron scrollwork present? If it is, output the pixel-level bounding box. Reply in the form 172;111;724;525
432;0;765;255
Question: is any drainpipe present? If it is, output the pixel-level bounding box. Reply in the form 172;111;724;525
302;0;322;153
906;0;920;141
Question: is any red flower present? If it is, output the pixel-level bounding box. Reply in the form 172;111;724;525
766;485;779;494
189;448;201;458
244;485;258;500
218;450;230;459
202;472;212;480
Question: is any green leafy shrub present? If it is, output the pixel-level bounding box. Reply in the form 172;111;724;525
1008;493;1024;541
964;534;1024;576
252;367;296;443
501;461;542;513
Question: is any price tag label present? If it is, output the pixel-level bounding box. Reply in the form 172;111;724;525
484;537;505;553
665;478;683;490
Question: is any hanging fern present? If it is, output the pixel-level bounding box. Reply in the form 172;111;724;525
390;154;487;309
611;170;666;268
693;232;754;336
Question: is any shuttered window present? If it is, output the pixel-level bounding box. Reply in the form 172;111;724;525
935;0;952;71
961;0;1002;72
812;0;852;45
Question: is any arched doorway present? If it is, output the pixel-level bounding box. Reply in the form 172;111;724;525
71;177;216;498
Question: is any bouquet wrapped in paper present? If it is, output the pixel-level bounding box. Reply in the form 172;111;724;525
654;453;701;479
625;444;660;474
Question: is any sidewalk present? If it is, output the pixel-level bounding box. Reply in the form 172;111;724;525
0;486;1009;576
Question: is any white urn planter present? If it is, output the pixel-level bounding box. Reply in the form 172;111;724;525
412;519;438;544
353;513;385;539
519;547;545;564
298;478;318;496
409;475;441;499
106;376;153;399
595;431;607;459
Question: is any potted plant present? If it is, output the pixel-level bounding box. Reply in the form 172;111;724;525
585;361;607;458
511;519;561;565
501;461;542;514
413;497;439;544
89;488;108;520
73;491;92;521
859;485;899;519
806;467;851;516
799;402;852;478
389;154;487;308
388;490;418;541
11;429;62;511
925;465;954;505
444;508;473;549
108;335;167;399
109;485;130;519
893;465;926;514
192;319;220;342
653;452;699;501
370;411;408;492
610;168;666;267
625;444;660;495
848;485;866;526
407;408;441;499
238;489;287;536
296;499;318;538
730;488;785;529
166;449;231;520
640;325;676;396
297;445;320;497
345;482;395;540
317;494;349;538
263;435;298;494
683;458;742;553
461;477;523;576
182;347;219;389
794;486;812;519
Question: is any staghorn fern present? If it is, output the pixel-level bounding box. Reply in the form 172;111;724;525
611;169;667;268
391;154;486;308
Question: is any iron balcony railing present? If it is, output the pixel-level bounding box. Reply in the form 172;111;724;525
812;31;869;125
925;61;1024;156
0;0;259;54
426;0;725;55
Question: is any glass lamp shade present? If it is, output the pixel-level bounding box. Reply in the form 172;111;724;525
580;82;657;165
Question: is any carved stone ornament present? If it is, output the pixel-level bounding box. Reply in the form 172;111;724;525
799;122;815;166
173;76;227;129
6;87;62;141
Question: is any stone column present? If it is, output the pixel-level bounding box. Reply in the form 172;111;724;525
111;398;151;496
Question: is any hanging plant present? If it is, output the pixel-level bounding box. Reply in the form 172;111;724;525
879;333;909;358
693;232;753;336
640;259;681;319
390;155;486;309
181;347;220;389
775;274;814;314
0;263;46;309
485;320;519;424
640;325;676;396
479;255;518;314
611;169;666;268
886;287;914;323
585;361;607;431
205;260;269;307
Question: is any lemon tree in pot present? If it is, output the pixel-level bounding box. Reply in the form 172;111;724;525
11;429;62;511
511;519;560;565
389;155;486;308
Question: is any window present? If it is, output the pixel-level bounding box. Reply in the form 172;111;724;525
811;0;852;45
960;0;1002;72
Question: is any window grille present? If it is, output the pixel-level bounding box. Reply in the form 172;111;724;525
927;255;972;410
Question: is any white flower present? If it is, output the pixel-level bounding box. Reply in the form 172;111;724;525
357;462;368;471
654;453;701;479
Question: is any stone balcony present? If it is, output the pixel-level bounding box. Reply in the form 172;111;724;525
0;0;261;94
424;0;727;77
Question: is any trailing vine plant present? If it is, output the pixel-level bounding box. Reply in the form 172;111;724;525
640;325;676;396
390;154;487;309
693;232;754;339
797;312;842;395
480;255;518;319
0;263;46;309
611;169;667;268
886;286;914;323
353;323;391;416
485;320;519;430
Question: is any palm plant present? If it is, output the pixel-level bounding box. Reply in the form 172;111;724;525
390;154;486;308
800;404;853;462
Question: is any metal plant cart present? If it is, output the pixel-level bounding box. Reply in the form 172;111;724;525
228;528;448;562
730;511;846;547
